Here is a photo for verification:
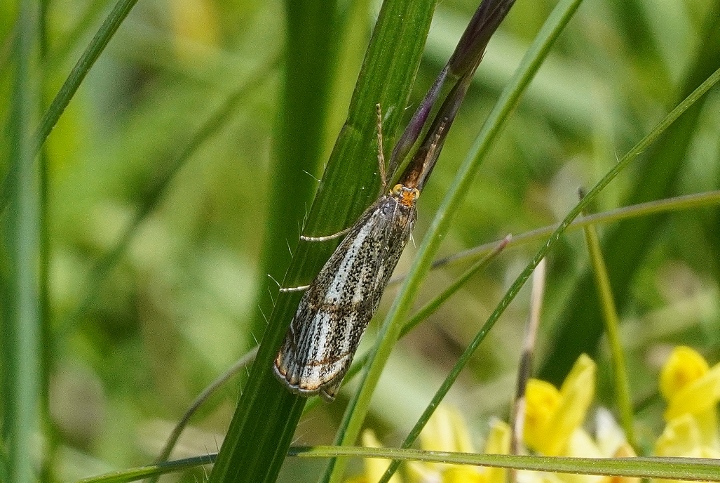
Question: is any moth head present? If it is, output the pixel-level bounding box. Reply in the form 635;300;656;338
391;184;420;207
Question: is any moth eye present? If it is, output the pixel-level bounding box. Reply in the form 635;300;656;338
391;184;403;195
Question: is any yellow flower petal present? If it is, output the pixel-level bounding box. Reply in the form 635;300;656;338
449;407;476;453
484;419;511;454
664;363;720;421
421;405;475;453
525;355;596;456
655;414;702;457
484;420;511;483
358;430;402;483
524;379;561;452
548;354;596;455
413;406;477;480
443;466;485;483
565;428;603;458
660;346;709;401
653;414;720;483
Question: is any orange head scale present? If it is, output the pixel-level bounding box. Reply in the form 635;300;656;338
391;184;420;208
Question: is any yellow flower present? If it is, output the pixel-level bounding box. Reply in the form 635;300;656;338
407;406;510;483
521;355;637;483
345;430;403;483
660;346;720;423
655;346;720;460
523;354;596;456
347;407;510;483
655;413;720;459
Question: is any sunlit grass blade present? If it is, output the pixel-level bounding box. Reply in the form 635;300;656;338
324;0;583;481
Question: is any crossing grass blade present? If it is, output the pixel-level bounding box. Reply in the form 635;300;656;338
538;6;720;384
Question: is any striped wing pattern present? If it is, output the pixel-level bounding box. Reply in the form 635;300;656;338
274;189;417;401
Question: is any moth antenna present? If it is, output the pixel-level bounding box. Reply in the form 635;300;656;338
376;103;388;193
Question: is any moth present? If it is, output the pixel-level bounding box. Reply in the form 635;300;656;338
273;102;441;401
273;0;515;401
273;182;419;401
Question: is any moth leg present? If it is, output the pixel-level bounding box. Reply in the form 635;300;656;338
302;105;388;242
268;273;311;293
278;284;310;293
300;226;351;242
320;378;342;402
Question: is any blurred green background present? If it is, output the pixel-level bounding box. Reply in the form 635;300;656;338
1;0;719;481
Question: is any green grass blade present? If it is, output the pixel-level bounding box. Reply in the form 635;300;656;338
72;449;720;483
206;0;438;481
55;56;278;338
2;2;42;482
249;0;347;341
581;209;635;447
376;45;720;483
325;0;583;481
293;446;720;482
435;190;720;269
32;0;140;154
539;7;720;384
74;454;217;483
0;0;140;213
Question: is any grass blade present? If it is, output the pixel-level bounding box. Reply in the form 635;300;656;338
293;446;720;482
2;2;42;482
378;62;720;483
0;0;140;213
206;0;438;481
539;7;720;383
324;0;583;480
581;205;635;447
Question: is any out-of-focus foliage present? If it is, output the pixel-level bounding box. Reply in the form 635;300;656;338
0;0;718;481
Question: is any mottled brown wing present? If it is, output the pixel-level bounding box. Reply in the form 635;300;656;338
274;193;416;401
